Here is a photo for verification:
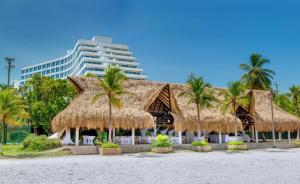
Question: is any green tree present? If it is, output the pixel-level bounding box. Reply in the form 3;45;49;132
219;81;248;138
93;65;129;142
274;94;293;114
178;74;217;135
288;85;300;116
0;88;28;144
240;53;275;90
20;74;75;134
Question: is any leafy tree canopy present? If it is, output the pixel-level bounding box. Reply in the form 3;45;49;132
19;74;75;134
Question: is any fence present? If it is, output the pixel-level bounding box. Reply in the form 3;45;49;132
0;126;31;144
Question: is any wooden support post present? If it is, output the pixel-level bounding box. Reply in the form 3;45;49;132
75;126;80;146
132;128;135;145
288;131;291;143
113;128;116;143
255;130;259;143
219;132;222;144
279;132;282;141
154;124;157;136
190;131;194;143
251;125;255;139
198;130;201;140
178;131;182;145
297;129;300;140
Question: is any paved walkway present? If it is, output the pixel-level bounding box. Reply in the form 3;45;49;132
1;148;300;184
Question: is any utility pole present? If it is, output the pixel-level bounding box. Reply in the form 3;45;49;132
270;90;276;147
274;81;280;95
5;57;15;86
3;57;15;144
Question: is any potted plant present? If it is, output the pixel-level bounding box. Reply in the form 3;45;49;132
227;141;247;150
99;142;122;155
151;135;172;153
192;140;212;152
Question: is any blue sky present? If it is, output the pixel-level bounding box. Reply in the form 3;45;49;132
0;0;299;92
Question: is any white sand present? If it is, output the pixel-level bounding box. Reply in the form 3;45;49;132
1;149;300;184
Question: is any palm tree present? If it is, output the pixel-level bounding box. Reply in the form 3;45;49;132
0;88;28;144
240;53;275;90
178;74;217;138
288;85;300;116
93;65;129;142
274;94;293;114
288;85;300;140
219;81;248;138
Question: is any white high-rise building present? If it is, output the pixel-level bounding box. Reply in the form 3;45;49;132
20;36;147;85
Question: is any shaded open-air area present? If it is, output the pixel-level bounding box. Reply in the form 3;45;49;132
1;149;300;184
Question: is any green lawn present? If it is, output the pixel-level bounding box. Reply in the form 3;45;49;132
0;144;71;158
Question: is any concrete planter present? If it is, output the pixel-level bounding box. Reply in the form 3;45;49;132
99;147;122;155
152;146;172;153
192;145;212;152
227;144;247;151
201;145;212;152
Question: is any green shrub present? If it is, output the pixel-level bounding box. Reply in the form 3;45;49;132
151;135;172;147
23;134;61;151
101;142;120;148
94;140;102;146
192;140;209;147
228;141;245;145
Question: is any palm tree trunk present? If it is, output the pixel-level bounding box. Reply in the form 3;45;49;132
196;103;201;141
296;97;300;140
108;97;112;142
1;120;5;144
248;89;254;113
233;102;237;139
296;97;299;116
234;114;237;139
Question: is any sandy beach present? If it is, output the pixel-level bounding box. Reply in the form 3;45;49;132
1;148;300;184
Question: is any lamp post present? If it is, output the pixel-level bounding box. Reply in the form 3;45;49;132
270;90;276;146
5;57;15;86
3;57;15;144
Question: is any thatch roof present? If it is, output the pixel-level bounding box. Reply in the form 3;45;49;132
52;77;242;133
171;84;243;133
252;90;300;132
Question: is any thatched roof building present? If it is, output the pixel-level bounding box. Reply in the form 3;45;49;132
52;77;300;134
251;90;300;132
52;77;242;133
